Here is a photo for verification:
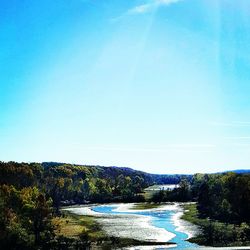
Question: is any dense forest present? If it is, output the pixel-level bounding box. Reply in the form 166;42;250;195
0;161;190;249
0;161;249;248
0;161;191;205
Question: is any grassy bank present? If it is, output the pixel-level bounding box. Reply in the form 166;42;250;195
131;202;162;210
181;203;250;247
53;212;105;240
181;203;201;225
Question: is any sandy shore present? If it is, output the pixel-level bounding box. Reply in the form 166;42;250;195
64;202;201;244
112;202;200;239
64;203;176;242
171;204;201;239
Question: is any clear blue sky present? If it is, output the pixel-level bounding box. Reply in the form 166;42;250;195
1;0;250;174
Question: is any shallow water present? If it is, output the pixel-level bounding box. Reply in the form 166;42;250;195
92;205;199;249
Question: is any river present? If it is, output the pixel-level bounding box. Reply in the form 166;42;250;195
65;203;200;249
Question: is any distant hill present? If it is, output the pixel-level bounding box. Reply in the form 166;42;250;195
41;162;193;184
234;169;250;173
217;169;250;174
41;162;250;181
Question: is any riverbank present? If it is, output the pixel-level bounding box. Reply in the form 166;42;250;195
111;202;200;240
181;203;250;247
58;207;176;249
64;204;177;243
62;202;202;249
